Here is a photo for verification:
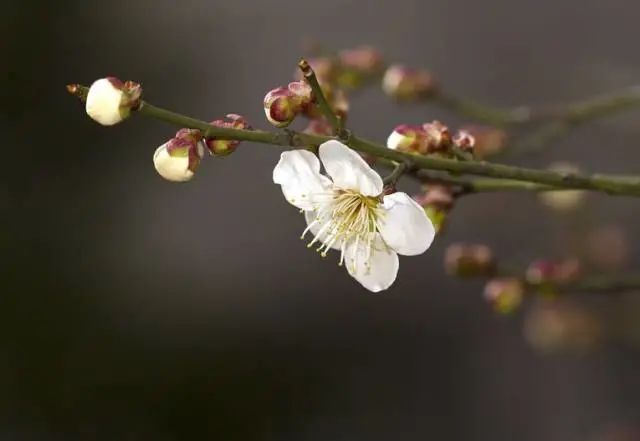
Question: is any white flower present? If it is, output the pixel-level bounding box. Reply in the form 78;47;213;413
273;140;436;292
153;132;205;182
85;78;130;126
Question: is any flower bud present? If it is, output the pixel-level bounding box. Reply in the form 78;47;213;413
459;125;508;159
336;46;384;88
444;243;495;277
85;77;142;126
525;258;582;286
414;185;455;234
453;130;476;153
153;129;204;182
483;277;524;314
421;120;452;152
387;125;427;152
205;114;251;156
263;87;300;128
538;162;587;212
382;65;436;101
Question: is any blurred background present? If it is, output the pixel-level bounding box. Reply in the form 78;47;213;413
3;0;640;439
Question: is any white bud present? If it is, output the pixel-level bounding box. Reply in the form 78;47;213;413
153;141;204;182
85;78;129;126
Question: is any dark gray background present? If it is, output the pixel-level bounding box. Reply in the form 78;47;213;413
3;0;640;440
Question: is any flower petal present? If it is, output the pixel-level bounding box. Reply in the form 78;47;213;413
344;235;399;292
303;210;342;251
318;140;383;197
273;150;332;210
378;192;435;256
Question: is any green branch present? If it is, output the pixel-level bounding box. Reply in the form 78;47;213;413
68;84;640;197
298;58;345;136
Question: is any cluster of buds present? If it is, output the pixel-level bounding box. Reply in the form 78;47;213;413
413;184;455;233
382;65;436;101
387;120;476;157
153;114;251;182
153;128;205;182
525;258;582;288
205;114;251;156
483;277;525;314
80;77;142;126
444;243;496;277
263;81;314;128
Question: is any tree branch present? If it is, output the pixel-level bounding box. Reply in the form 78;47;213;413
68;85;640;197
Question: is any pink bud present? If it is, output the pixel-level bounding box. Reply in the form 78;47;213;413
484;277;524;314
453;129;476;153
263;87;300;128
205;114;252;156
444;243;496;277
382;65;436;101
338;46;384;74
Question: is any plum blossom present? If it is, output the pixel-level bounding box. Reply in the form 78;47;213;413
273;140;435;292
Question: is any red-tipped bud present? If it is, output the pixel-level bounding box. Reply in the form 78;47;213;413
483;277;524;314
422;120;452;152
85;77;142;126
382;65;436;101
459;125;508;159
153;128;205;182
445;243;496;277
387;124;427;153
263;87;300;128
453;130;476;153
205;114;252;156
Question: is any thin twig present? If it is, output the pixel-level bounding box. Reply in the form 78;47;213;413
298;58;345;137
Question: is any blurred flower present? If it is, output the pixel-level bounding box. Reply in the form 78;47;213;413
525;258;582;286
459;125;508;158
153;128;205;182
205;114;251;156
273;140;435;292
484;277;524;314
444;243;496;277
413;184;455;233
524;300;603;354
382;65;436;101
586;225;629;271
337;46;385;88
85;77;141;126
538;162;587;212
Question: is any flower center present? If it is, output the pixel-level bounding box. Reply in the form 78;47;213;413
302;190;383;268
